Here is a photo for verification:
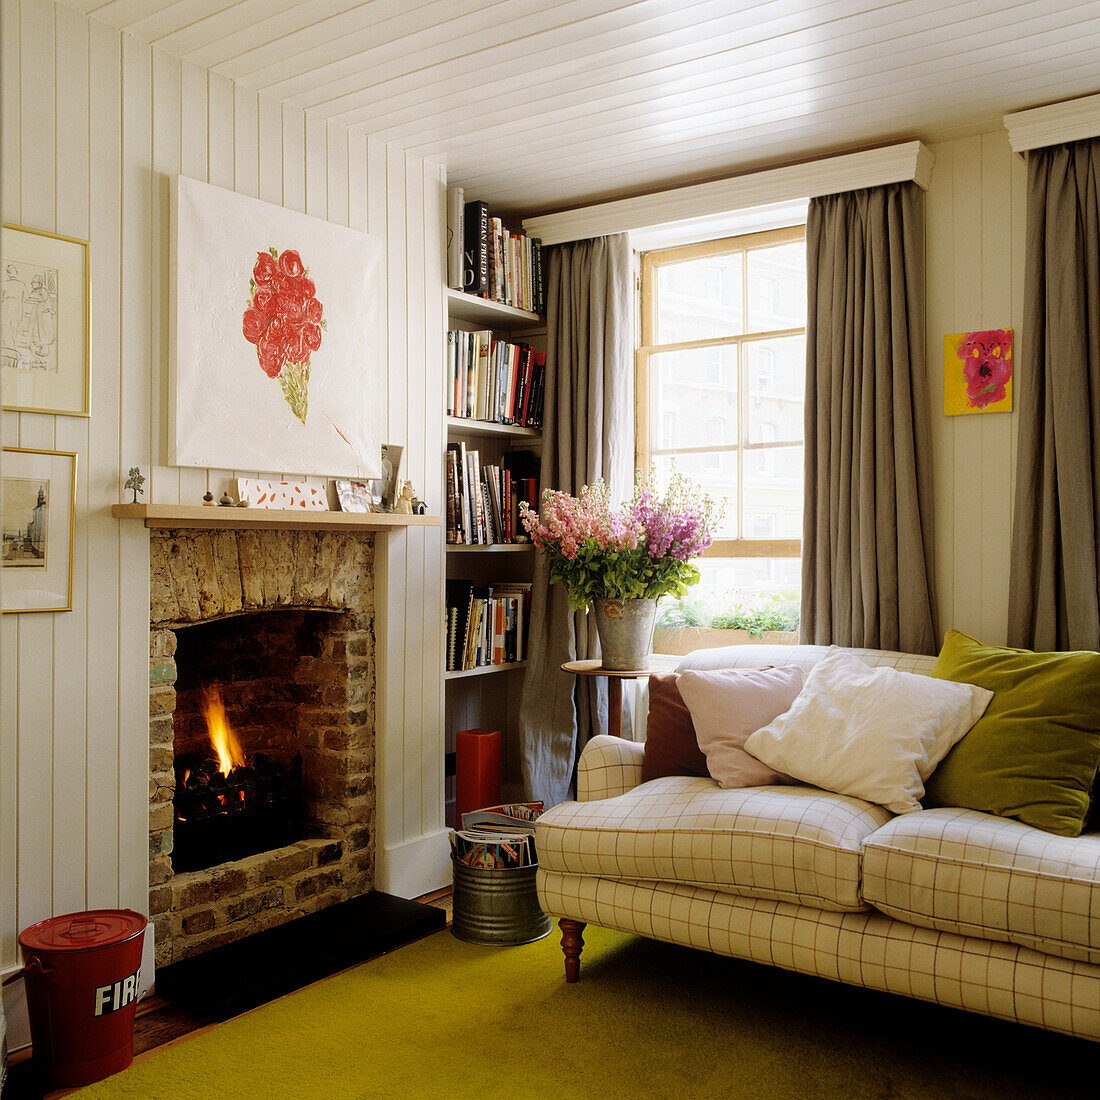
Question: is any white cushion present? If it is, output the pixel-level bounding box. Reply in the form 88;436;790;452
535;779;893;912
743;647;992;814
863;808;1100;965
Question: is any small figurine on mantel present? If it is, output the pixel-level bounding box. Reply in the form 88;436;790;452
124;466;145;504
218;491;235;507
395;480;416;515
202;491;216;506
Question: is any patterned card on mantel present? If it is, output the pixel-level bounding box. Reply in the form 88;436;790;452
236;478;328;510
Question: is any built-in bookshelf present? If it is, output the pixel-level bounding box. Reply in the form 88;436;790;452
443;288;545;825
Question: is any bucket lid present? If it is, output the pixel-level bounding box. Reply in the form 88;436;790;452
19;909;147;952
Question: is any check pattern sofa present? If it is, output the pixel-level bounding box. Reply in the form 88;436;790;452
535;645;1100;1041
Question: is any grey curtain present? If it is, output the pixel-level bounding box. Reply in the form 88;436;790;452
517;233;633;808
801;182;938;654
1008;138;1100;652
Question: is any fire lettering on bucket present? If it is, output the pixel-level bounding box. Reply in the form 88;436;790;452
93;968;141;1017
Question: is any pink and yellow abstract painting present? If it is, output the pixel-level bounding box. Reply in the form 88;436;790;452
944;329;1013;415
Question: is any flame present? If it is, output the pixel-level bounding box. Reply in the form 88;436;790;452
200;687;245;776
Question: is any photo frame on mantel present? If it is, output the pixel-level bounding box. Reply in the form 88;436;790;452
1;223;90;417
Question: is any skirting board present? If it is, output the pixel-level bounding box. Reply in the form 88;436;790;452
377;827;452;898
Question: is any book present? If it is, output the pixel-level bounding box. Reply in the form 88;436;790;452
461;801;544;832
445;579;474;670
463;200;489;296
446;186;464;290
532;238;544;315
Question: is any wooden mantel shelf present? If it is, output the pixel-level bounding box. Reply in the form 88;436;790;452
111;503;441;532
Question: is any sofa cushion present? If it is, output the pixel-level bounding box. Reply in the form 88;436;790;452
640;673;709;783
923;630;1100;837
862;807;1100;965
535;779;893;912
743;648;992;814
677;666;801;788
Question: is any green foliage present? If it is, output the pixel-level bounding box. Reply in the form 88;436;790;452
658;591;800;637
548;543;701;612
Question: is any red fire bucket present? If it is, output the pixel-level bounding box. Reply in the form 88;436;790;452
14;909;147;1088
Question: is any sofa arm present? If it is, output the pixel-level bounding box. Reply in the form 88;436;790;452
577;735;645;801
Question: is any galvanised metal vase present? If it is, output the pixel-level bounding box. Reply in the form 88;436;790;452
592;597;658;671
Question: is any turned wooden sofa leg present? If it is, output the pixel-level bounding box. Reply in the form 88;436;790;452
559;918;586;983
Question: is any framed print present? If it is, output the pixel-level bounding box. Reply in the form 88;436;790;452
1;224;90;417
334;478;377;512
170;176;383;479
2;447;77;613
944;329;1013;415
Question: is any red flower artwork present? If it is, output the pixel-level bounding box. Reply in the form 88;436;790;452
242;248;324;423
956;329;1012;409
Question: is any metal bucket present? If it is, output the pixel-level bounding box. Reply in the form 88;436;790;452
451;861;552;946
592;597;658;670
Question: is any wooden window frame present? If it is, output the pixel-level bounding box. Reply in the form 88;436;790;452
637;224;805;560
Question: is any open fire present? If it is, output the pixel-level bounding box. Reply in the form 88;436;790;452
172;687;303;873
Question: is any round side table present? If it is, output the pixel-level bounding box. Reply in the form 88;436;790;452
561;659;665;737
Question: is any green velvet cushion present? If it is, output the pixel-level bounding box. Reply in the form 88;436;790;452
923;629;1100;836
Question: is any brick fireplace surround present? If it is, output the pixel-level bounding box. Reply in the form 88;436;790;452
147;528;375;967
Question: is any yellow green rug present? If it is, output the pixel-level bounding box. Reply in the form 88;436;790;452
78;925;1094;1099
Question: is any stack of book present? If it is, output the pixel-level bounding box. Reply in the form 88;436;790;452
445;446;538;546
445;329;545;428
447;189;545;316
446;580;532;672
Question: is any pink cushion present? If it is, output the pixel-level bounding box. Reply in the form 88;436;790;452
677;667;802;788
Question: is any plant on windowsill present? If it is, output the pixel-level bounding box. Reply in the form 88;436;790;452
654;591;800;655
519;470;722;670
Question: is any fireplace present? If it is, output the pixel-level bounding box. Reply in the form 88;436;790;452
148;529;375;967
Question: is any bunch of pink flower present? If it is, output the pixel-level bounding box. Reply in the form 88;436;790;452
521;481;642;561
519;470;722;609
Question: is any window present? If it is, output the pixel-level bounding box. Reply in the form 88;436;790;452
638;225;806;626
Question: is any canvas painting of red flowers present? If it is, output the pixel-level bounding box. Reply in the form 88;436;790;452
944;329;1013;415
170;176;382;479
242;247;324;424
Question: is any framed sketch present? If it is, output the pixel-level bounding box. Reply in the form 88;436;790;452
2;447;77;613
334;478;377;513
1;224;90;417
170;176;383;479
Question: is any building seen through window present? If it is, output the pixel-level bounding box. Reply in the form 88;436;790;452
638;226;806;649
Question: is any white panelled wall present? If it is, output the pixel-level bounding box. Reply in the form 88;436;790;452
925;132;1026;645
0;0;447;1033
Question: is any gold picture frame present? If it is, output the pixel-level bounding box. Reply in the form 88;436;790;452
2;223;91;417
2;447;77;613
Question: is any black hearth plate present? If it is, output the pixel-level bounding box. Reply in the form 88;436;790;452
155;891;446;1021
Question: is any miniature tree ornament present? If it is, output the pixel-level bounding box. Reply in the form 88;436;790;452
124;467;145;504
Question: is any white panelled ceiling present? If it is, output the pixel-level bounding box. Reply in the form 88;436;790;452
61;0;1100;214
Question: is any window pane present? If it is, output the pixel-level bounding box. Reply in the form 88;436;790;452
742;444;802;538
745;335;804;443
650;346;737;451
747;242;805;332
653;453;738;539
656;255;743;343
